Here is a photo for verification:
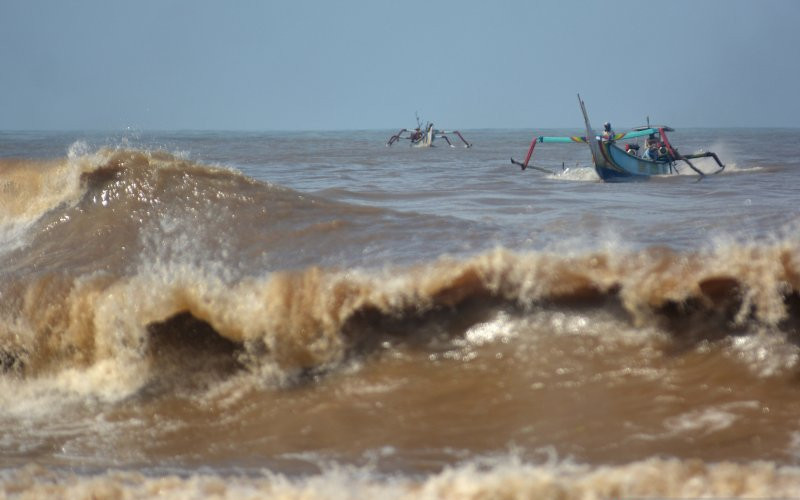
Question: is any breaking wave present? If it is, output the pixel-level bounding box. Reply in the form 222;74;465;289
3;456;800;499
1;147;800;401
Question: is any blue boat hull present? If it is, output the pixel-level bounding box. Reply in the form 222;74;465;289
594;141;674;182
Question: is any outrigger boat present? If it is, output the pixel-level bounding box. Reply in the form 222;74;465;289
387;115;471;148
511;94;724;181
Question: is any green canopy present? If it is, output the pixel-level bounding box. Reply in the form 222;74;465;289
537;127;660;144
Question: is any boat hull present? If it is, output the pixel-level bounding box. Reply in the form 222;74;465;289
411;127;435;148
595;141;673;182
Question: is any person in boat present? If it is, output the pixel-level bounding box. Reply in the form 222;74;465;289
642;133;659;160
656;144;671;161
410;127;422;142
601;122;615;141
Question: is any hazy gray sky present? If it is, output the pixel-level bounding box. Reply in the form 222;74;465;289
2;0;798;130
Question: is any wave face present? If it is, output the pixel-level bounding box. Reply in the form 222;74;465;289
2;130;800;497
3;147;799;382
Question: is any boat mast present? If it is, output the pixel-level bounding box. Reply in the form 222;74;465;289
577;94;605;168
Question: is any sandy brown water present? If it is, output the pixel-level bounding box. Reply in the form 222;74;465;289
1;129;800;498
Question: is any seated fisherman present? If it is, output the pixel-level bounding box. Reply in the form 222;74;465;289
642;133;659;160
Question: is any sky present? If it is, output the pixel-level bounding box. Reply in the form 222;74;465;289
2;0;799;130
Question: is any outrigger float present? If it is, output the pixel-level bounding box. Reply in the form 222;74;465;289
511;94;725;181
387;115;471;148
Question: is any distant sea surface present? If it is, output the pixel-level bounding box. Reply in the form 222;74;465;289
2;128;800;498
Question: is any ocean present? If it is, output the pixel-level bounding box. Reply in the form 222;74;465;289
1;128;800;498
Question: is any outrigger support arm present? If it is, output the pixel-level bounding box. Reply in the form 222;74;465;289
680;151;726;174
386;129;407;146
657;126;724;178
452;131;472;148
437;130;472;148
679;157;706;179
511;132;590;172
510;137;555;174
658;128;703;178
510;137;538;170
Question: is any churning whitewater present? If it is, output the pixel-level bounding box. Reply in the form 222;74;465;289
2;130;800;498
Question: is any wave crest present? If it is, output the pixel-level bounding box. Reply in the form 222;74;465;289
2;239;800;397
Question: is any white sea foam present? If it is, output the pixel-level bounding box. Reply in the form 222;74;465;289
3;455;800;499
549;165;599;182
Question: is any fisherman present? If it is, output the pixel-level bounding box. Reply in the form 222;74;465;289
642;133;659;160
601;122;615;141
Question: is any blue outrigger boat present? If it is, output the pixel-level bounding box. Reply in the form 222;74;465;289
511;94;725;181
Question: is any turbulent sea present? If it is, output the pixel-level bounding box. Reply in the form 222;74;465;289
1;128;800;498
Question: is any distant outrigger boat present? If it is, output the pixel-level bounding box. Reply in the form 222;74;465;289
511;94;725;181
387;114;472;148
